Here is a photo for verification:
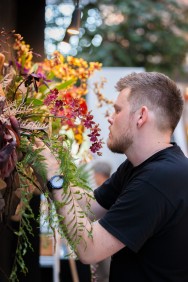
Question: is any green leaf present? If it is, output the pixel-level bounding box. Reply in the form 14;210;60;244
43;79;75;95
25;98;44;106
56;79;75;90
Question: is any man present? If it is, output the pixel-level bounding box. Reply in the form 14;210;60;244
36;72;188;281
92;161;112;187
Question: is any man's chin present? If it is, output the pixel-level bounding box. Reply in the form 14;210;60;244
107;142;124;154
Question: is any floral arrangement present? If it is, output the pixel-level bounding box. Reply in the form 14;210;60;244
0;29;104;280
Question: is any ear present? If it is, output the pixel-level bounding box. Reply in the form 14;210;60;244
136;106;148;128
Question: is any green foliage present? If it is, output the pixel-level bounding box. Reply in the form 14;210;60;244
43;137;93;252
79;0;188;76
19;137;48;187
9;178;35;281
9;139;48;280
9;135;93;280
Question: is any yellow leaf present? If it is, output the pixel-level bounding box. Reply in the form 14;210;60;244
0;85;5;96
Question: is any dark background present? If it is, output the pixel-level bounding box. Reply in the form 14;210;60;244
0;0;45;59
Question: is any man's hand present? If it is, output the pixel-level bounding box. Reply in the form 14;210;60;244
34;138;60;181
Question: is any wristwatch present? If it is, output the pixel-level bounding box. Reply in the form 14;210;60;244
47;175;64;191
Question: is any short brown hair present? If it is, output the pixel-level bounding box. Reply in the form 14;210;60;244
116;72;184;133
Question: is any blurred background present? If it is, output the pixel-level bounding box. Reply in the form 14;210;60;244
1;0;188;76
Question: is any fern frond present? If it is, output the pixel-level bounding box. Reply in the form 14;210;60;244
10;173;36;281
19;137;48;185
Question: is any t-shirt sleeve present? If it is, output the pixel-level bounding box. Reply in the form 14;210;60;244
94;176;121;210
98;179;173;253
94;161;128;210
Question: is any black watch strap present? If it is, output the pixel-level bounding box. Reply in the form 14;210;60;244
46;175;64;191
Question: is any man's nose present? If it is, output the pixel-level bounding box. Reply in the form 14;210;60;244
108;115;113;124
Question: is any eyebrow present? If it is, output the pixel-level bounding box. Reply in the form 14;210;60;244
114;104;121;110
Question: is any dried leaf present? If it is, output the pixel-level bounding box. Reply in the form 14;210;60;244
14;188;22;199
0;178;7;190
1;65;16;91
0;95;5;114
11;203;22;221
0;53;5;73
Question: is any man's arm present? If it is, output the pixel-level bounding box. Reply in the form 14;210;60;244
52;188;125;264
35;139;125;264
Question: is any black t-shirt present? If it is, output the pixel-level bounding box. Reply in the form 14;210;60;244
94;144;188;282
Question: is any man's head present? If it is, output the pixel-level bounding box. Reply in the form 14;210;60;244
116;72;184;133
92;161;112;186
107;72;184;155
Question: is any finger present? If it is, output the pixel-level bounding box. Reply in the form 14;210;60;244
34;137;45;148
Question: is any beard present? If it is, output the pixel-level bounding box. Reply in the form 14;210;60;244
107;129;133;154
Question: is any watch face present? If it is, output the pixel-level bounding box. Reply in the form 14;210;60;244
51;175;64;189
